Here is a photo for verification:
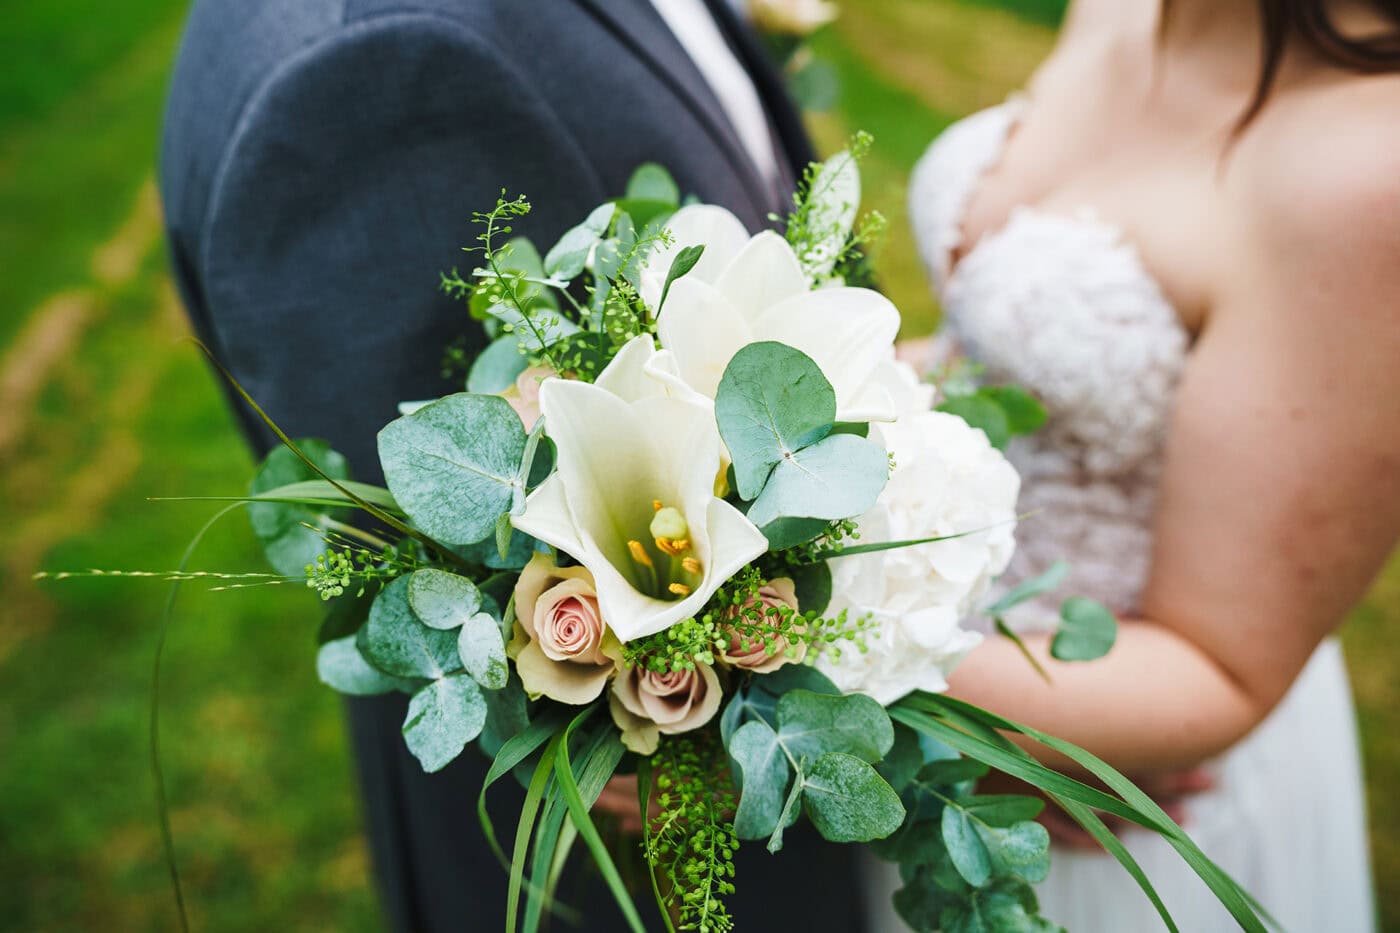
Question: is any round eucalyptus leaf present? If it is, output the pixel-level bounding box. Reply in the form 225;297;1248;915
402;674;487;773
801;753;904;843
625;162;680;206
248;440;350;577
357;576;462;679
316;636;413;696
406;568;482;630
467;335;528;395
728;719;792;840
775;688;894;764
715;342;836;500
1051;597;1118;662
746;433;889;529
939;394;1011;450
458;610;509;690
788;561;832;617
378;393;527;546
479;674;529;760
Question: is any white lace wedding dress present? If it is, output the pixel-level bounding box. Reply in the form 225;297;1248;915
864;98;1376;932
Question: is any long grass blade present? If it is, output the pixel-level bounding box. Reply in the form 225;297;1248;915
508;734;562;933
927;695;1270;932
554;709;645;933
636;758;679;933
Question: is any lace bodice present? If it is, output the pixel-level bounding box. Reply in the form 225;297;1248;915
910;98;1190;629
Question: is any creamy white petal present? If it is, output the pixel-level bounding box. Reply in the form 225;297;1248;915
511;474;584;556
656;278;753;399
595;334;664;403
701;498;769;589
639;204;749;309
515;641;613;704
713;231;810;324
753;287;901;420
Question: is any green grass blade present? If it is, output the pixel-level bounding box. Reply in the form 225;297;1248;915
888;704;1158;827
151;501;248;933
507;734;562;933
149;478;404;513
554;709;645;933
928;695;1270;932
478;708;570;870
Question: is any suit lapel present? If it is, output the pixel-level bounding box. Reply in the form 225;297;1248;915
570;0;776;216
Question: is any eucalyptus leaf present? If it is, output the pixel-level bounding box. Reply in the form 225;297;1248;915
985;561;1070;616
942;803;993;887
715;341;836;500
1052;597;1118;661
480;674;530;760
468;335;528;394
544;202;614;279
984;386;1047;437
316;636;415;696
357;576;462;679
407;568;482;630
458;610;509;689
941;880;1053;933
939;394;1011;450
728;719;792;840
402;674;487;773
942;799;1051;887
802;753;905;843
776;689;894;763
248;441;350;577
876;723;924;794
378;393;527;546
757;516;830;550
746;433;890;528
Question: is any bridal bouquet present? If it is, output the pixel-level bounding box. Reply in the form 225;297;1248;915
47;142;1268;933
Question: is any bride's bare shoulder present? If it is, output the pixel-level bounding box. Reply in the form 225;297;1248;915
1243;74;1400;261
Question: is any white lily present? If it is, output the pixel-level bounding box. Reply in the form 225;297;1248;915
639;206;902;423
512;337;769;643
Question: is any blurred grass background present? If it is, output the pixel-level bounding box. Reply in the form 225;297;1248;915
0;1;1394;930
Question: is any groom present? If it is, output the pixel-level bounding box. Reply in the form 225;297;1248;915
159;0;869;929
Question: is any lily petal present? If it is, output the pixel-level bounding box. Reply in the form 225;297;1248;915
657;278;753;399
595;334;664;403
512;474;584;557
753;287;901;421
713;231;810;324
640;204;749;310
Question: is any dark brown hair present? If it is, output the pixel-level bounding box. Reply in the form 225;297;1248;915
1165;0;1400;126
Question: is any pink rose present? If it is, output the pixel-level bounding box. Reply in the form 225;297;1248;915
510;554;618;704
608;663;721;754
503;366;555;430
720;577;806;674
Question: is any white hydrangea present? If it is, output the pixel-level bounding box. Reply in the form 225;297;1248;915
816;411;1020;705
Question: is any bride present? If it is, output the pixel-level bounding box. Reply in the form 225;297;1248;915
877;0;1400;928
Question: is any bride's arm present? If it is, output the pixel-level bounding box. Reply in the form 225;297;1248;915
948;185;1400;773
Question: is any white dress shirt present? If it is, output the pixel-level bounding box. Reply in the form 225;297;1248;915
648;0;781;185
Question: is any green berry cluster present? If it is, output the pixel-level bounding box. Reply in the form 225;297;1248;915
645;732;739;933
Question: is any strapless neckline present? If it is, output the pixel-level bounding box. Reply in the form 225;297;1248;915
909;95;1191;627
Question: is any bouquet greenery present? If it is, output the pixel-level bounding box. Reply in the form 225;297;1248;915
44;140;1268;933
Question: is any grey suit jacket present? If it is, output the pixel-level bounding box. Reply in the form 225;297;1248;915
160;1;865;930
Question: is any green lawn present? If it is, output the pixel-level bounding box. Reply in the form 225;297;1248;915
1;1;1395;931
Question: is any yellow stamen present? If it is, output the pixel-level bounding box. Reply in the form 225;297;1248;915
655;537;690;557
628;540;654;568
681;557;702;575
652;499;663;512
668;582;692;597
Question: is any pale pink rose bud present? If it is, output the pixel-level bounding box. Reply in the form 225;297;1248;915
503;365;555;430
720;577;806;674
608;663;721;754
511;554;618;704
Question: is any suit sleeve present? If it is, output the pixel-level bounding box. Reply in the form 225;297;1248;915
198;13;605;480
